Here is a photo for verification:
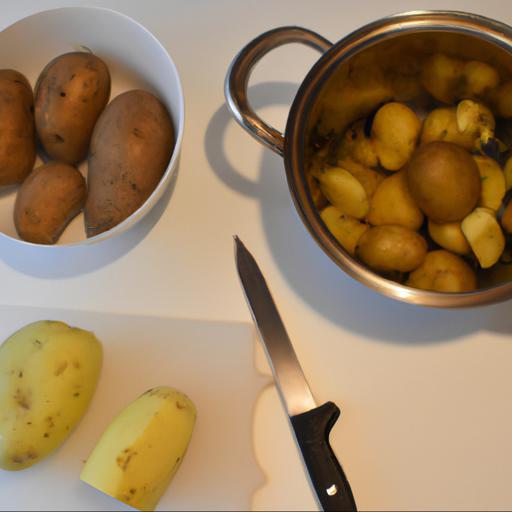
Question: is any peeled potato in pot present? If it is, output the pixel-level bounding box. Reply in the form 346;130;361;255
504;156;512;191
336;120;378;168
406;250;477;292
428;220;471;256
462;61;500;99
320;206;369;256
456;100;495;149
367;170;423;230
14;162;86;244
461;207;505;269
493;81;512;118
421;54;465;104
472;155;505;212
336;158;384;199
420;107;475;150
407;141;481;223
422;54;499;104
316;166;369;219
502;201;512;234
371;102;421;171
356;225;427;273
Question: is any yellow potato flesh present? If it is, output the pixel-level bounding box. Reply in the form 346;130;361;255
456;100;495;147
336;158;384;199
473;155;506;212
406;250;477;292
420;108;475;149
317;166;369;219
367;170;423;230
501;201;512;234
321;206;369;256
356;225;427;273
421;54;464;104
336;120;378;168
81;386;196;512
371;102;421;171
0;321;102;470
494;81;512;118
461;207;505;268
504;156;512;191
428;220;471;256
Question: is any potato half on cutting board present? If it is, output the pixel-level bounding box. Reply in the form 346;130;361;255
81;386;196;511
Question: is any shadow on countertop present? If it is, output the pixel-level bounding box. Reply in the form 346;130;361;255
205;81;512;346
0;165;179;279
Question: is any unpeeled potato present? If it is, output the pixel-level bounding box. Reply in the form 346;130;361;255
14;162;86;244
407;141;481;223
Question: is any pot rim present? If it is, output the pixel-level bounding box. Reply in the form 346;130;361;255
284;10;512;308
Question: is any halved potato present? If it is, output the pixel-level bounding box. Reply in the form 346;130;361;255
367;170;423;230
461;207;505;268
316;166;369;219
337;158;384;199
406;250;477;292
428;220;471;256
320;206;369;256
473;155;506;212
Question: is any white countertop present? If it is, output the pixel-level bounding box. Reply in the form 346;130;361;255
2;1;512;510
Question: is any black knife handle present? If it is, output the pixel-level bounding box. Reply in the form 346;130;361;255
290;402;357;511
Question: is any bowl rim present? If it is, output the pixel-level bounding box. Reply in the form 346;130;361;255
0;5;185;249
285;10;512;307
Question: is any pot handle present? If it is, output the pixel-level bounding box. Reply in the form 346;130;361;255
225;26;332;156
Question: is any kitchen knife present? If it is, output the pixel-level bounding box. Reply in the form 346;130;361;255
234;236;357;512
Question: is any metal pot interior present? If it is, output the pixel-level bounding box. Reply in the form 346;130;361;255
286;15;512;306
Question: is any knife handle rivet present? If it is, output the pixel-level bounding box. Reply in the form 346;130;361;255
326;484;338;496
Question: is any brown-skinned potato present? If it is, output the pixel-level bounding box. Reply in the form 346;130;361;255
407;141;481;223
14;162;86;244
35;52;110;164
0;70;36;186
84;90;174;237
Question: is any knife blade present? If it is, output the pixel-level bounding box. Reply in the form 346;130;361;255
234;236;357;512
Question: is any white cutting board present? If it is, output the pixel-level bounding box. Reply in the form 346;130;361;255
0;306;268;511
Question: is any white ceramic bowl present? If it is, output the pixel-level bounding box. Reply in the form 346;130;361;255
0;6;184;247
